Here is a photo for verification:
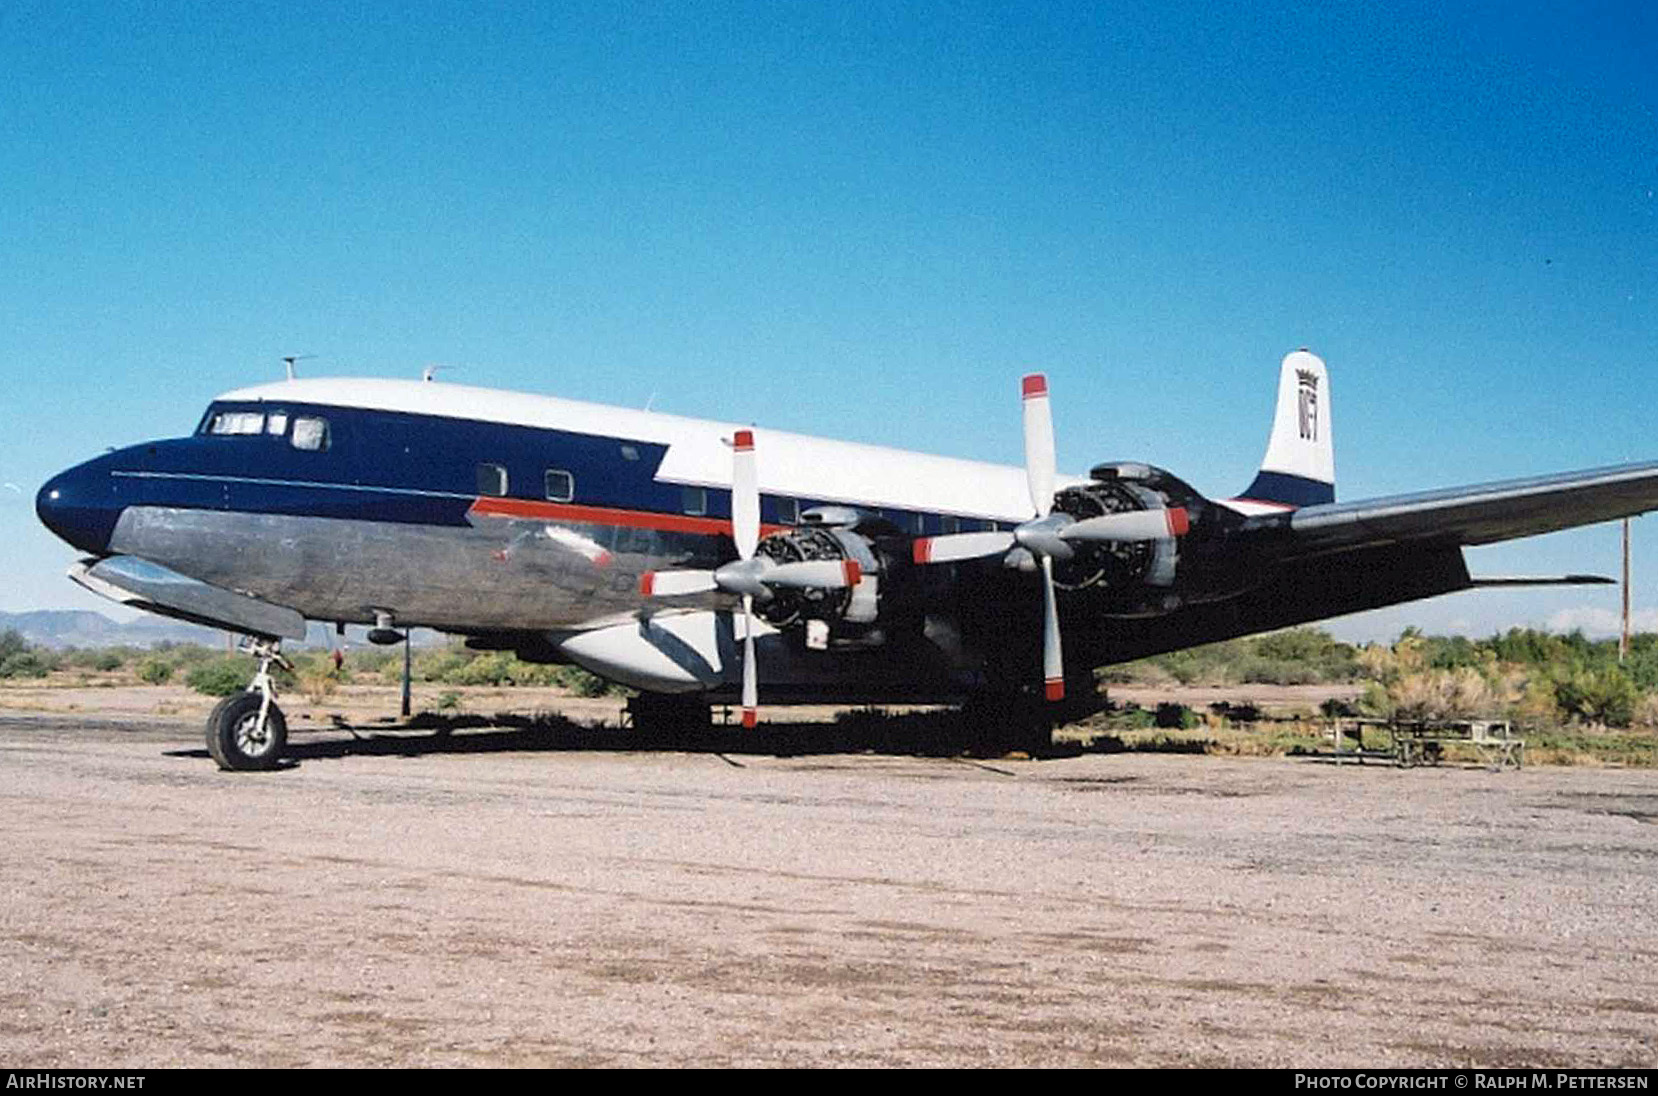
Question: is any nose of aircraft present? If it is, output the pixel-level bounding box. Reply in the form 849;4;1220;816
36;461;118;555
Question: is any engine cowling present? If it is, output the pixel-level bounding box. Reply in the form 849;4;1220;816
1047;463;1214;592
752;525;885;629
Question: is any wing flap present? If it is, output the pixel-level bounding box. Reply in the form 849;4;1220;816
1248;460;1658;555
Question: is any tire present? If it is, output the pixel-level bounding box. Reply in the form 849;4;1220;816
206;692;288;771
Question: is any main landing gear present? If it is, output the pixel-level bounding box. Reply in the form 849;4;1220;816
206;639;292;771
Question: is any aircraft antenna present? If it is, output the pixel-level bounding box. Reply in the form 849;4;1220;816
281;354;316;381
422;364;451;383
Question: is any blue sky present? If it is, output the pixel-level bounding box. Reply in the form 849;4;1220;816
2;1;1654;641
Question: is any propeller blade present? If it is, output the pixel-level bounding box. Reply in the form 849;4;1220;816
740;594;758;728
912;531;1017;564
639;570;718;597
732;429;759;560
1022;374;1055;518
1061;506;1190;543
1040;555;1064;702
765;558;862;589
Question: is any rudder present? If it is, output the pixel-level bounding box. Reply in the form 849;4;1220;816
1238;349;1334;507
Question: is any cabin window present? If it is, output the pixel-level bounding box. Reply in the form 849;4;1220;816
682;486;707;516
476;463;508;497
619;445;640;462
291;417;329;452
775;497;799;525
265;413;289;436
940;515;960;535
544;469;575;502
208;411;265;436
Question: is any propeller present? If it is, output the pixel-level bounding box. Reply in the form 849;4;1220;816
910;373;1190;703
639;430;861;728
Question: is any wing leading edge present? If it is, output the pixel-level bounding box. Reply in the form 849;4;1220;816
1242;459;1658;556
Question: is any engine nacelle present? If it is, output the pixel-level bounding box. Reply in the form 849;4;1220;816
752;525;885;630
749;523;921;646
1050;468;1200;592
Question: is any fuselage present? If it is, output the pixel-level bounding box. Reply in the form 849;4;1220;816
36;374;1472;700
38;377;1043;630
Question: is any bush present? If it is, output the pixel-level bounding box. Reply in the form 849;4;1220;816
0;649;52;679
1554;668;1638;727
1154;702;1199;729
185;657;252;698
136;659;173;685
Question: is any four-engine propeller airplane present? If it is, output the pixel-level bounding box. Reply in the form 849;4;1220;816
35;350;1658;769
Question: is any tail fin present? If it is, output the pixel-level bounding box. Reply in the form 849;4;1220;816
1238;349;1334;507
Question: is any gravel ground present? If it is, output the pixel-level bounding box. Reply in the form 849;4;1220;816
1;710;1654;1067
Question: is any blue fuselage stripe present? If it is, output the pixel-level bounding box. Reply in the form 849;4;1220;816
1240;470;1335;508
85;400;1002;536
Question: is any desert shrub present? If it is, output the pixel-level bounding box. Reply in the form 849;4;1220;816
414;646;472;683
185;657;252;697
136;659;173;684
1153;702;1199;729
1357;680;1394;718
0;632;55;678
444;651;518;686
58;647;125;672
1319;697;1356;719
0;649;53;678
1553;667;1638;727
546;664;625;696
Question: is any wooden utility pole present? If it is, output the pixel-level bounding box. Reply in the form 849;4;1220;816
1621;518;1631;663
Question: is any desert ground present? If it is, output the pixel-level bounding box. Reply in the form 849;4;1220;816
1;686;1654;1067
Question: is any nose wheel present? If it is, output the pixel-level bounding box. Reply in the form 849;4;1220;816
205;639;291;771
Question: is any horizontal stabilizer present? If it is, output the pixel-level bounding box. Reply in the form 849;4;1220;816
1469;574;1615;587
69;555;308;640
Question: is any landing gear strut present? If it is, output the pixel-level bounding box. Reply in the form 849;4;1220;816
206;639;291;771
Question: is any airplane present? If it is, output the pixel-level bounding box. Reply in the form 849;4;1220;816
34;350;1658;770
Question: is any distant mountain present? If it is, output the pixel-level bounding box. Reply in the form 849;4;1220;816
0;609;227;649
0;609;441;650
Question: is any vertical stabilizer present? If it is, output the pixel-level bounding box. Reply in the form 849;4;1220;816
1239;349;1334;507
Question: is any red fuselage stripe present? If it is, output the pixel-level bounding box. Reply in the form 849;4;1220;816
469;496;787;537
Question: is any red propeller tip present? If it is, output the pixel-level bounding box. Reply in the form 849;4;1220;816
912;538;933;564
1021;374;1048;400
741;707;757;729
1166;507;1190;536
639;573;655;596
1044;678;1065;702
842;559;862;586
733;430;754;451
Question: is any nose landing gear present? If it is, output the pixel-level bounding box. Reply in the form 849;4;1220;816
206;639;292;771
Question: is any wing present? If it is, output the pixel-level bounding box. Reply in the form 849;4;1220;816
1240;460;1658;556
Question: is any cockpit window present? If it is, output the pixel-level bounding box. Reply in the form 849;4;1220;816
266;412;289;436
291;417;329;452
207;411;265;436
